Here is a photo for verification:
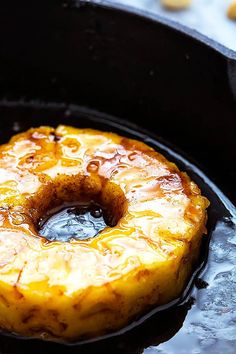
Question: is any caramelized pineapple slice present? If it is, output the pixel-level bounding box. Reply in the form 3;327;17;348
0;126;208;341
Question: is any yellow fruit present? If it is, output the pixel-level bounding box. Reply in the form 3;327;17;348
0;125;208;341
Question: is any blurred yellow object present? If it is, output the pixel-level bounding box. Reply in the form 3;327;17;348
161;0;191;10
228;0;236;19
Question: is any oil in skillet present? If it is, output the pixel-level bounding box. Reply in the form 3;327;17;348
38;202;107;242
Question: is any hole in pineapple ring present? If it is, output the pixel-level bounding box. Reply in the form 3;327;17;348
33;174;127;242
38;201;107;242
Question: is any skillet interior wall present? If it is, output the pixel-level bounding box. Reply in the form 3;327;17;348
0;0;235;202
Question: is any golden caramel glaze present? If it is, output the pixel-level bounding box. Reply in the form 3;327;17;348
0;125;209;341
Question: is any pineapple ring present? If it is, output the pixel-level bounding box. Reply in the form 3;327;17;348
0;125;208;342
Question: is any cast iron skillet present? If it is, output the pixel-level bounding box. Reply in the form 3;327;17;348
0;1;235;353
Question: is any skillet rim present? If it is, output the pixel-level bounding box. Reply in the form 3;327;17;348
78;0;236;60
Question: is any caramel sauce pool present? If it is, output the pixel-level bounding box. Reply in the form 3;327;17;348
0;102;235;354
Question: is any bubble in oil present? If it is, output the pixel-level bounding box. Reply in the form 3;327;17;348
10;212;25;225
87;160;100;173
12;121;21;132
128;152;137;161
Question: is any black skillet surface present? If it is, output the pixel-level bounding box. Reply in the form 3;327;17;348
0;1;236;353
